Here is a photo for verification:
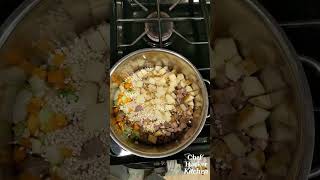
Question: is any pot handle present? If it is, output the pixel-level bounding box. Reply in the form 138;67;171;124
299;56;320;179
202;78;211;119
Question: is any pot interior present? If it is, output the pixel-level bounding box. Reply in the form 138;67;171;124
110;49;208;157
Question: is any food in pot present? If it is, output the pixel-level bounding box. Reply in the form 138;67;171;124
112;65;198;145
1;21;110;179
212;38;297;179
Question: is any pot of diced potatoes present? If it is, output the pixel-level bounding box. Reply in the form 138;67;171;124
211;0;314;180
110;48;209;158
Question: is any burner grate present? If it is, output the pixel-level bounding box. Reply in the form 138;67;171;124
112;0;210;59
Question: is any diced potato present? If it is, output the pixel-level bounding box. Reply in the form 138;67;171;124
97;23;110;47
155;66;162;71
180;104;187;111
229;55;243;64
45;145;63;165
79;82;98;105
259;66;286;92
184;95;194;103
249;94;272;109
156;87;166;97
83;29;107;52
13;89;32;124
148;77;156;85
168;73;177;82
185;86;193;92
177;74;184;81
148;134;157;144
159;67;167;75
85;61;106;82
241;76;265;97
225;61;243;81
212;51;226;69
238;105;270;129
179;80;187;88
270;104;297;127
135;81;143;88
29;76;46;97
248;122;269;140
223;133;246;157
166;94;175;104
137;59;146;67
83;103;108;132
214;38;239;62
165;105;175;111
188;101;194;107
238;58;259;76
247;150;265;170
31;138;42;154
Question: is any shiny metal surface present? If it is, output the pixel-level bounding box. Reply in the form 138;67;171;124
110;48;209;158
212;0;314;179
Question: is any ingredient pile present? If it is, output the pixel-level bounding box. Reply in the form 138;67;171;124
112;64;201;145
212;38;297;179
1;22;110;179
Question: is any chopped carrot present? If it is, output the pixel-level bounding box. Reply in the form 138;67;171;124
133;123;140;131
113;107;119;114
19;61;35;74
52;53;65;66
19;138;32;149
124;82;132;89
52;114;68;129
1;51;25;65
60;147;73;158
112;75;122;85
19;171;41;180
27;114;40;136
34;39;54;53
47;70;65;87
32;68;47;79
14;147;27;163
27;98;43;114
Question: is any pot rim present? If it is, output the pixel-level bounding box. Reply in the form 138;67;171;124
110;48;209;158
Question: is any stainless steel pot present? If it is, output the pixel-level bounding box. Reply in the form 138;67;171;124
0;0;111;178
110;48;209;158
212;0;314;179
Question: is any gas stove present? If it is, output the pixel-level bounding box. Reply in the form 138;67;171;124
110;0;211;167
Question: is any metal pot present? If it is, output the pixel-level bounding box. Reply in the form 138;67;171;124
212;0;314;179
110;48;209;158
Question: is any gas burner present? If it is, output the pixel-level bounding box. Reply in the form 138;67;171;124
145;11;174;46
